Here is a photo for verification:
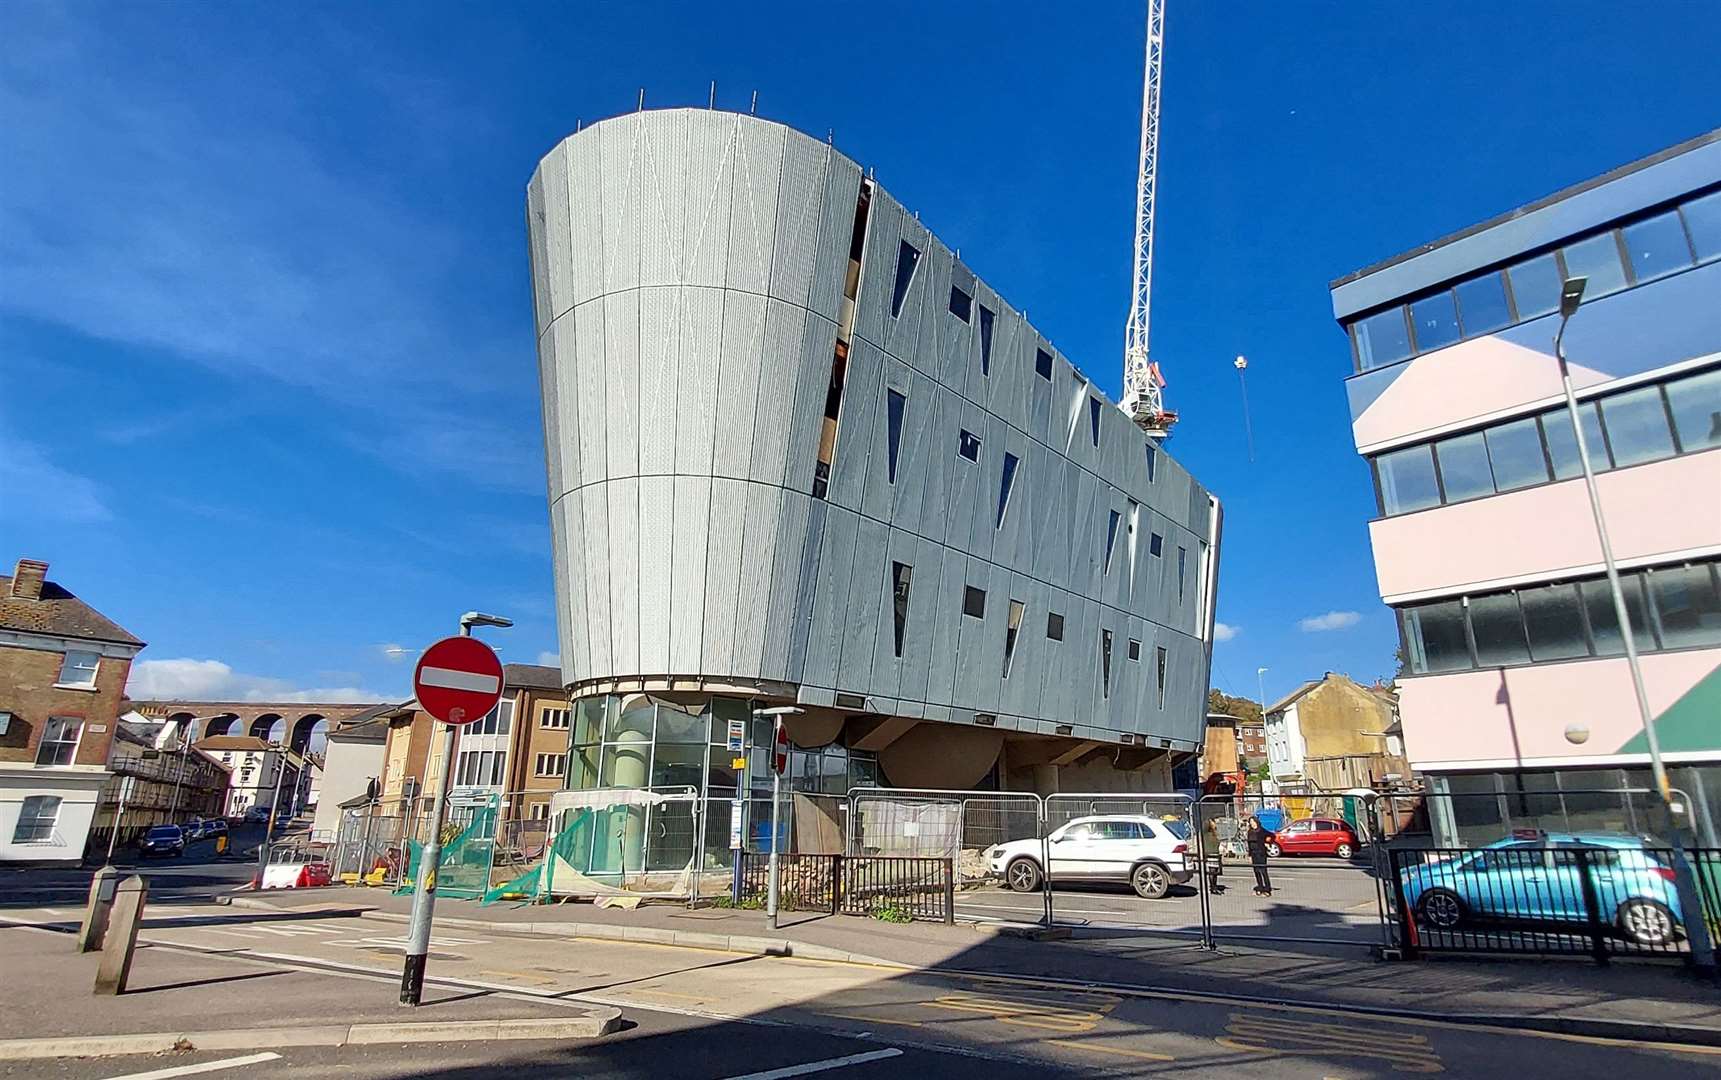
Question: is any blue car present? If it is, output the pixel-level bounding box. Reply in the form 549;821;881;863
1398;832;1683;946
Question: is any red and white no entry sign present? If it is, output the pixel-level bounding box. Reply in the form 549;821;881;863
772;722;791;775
413;636;504;726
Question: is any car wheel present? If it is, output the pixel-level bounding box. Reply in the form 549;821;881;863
1131;862;1171;900
1265;841;1282;858
1335;842;1355;860
1419;888;1465;931
1006;857;1042;893
1618;898;1677;946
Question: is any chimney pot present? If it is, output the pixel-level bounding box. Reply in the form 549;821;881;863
10;559;48;601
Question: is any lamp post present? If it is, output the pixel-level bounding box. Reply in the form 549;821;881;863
754;705;803;930
1553;277;1712;971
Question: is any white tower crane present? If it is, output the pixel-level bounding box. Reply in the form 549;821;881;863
1120;0;1177;440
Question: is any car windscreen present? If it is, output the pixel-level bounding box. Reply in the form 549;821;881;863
146;827;181;839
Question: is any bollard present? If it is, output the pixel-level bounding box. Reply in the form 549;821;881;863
93;876;148;996
78;866;121;954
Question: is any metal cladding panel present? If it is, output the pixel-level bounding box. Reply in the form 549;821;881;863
573;298;609;487
915;244;955;383
701;476;748;674
851;191;903;348
525;171;552;338
603;290;641;480
637;286;679;475
761;487;812;682
924;546;966;706
599;117;642;294
549;495;580;684
727;117;786;296
1024;442;1060;584
920;386;966;545
991;426;1029;570
769;135;829;310
540;143;576;321
1077;597;1106;725
897;534;943;706
836;516;888;692
885;359;927;533
538;316;564;502
566;131;607;306
784;312;838;495
881;210;932;369
713;290;765;480
637;474;675;675
732;481;783;678
639;110;688;288
1069;466;1100;597
802;504;860;688
580;484;613;677
1036;585;1070;725
810;155;862;323
750;300;807;488
868;528;915;700
967;409;1005;565
1001;573;1049;718
673;284;723;476
784;499;828;683
1028;344;1055;445
682;112;735;288
606;477;641;676
829;336;884;511
669;474;711;674
956;560;1002;713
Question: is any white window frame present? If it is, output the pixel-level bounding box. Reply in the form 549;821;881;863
12;795;63;844
534;752;567;778
56;650;101;689
34;716;84;767
540;707;570;730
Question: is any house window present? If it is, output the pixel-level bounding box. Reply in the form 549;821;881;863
34;716;82;767
1046;612;1065;641
1002;600;1026;678
57;650;100;689
530;802;552;821
978;306;995;375
534;753;568;778
12;795;61;843
996;453;1020;528
540;708;571;730
962;586;986;619
958;429;981;462
890;240;921;318
1155;646;1168;709
1128;639;1142;661
1099;630;1114;698
1034;348;1053;380
886;389;907;483
948;285;973;323
891;562;912;658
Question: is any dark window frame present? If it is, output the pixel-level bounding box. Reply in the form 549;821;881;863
962;585;987;620
957;428;981;462
1046;611;1065;641
948;284;973;323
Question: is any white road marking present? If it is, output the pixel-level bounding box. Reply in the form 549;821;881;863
196;928;265;939
418;666;499;693
98;1051;281;1080
721;1048;903;1079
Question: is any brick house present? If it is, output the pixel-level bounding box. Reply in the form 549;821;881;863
0;558;146;862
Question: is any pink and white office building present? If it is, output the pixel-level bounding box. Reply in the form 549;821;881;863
1330;130;1721;844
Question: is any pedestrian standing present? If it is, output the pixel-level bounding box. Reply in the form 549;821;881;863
1246;815;1273;897
1204;817;1226;895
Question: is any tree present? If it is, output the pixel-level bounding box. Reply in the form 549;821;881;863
1207;688;1262;724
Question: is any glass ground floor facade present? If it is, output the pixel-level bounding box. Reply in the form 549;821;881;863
556;693;883;879
1428;762;1721;847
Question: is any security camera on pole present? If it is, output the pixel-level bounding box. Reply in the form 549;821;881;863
399;612;510;1007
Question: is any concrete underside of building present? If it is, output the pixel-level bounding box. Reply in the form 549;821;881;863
525;108;1221;814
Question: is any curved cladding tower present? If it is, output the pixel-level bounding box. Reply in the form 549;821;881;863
527;108;1220;804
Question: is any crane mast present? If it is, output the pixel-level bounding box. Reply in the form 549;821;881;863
1121;0;1177;440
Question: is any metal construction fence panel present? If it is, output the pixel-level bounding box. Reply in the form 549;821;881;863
1390;845;1717;962
737;852;954;923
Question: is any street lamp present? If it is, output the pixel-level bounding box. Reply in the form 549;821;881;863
1553;277;1713;971
754;705;803;930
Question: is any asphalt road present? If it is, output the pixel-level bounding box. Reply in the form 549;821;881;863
0;825;267;909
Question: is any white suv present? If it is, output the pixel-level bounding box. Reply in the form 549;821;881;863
985;815;1194;899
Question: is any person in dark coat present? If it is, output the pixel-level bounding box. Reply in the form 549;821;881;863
1246;815;1273;897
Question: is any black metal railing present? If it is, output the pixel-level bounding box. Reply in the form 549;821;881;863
1389;845;1718;963
737;853;953;924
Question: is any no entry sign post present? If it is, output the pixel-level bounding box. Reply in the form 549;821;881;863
400;624;506;1007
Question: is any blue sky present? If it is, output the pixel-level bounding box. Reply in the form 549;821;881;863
3;2;1717;707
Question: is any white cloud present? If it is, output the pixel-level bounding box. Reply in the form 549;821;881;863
1299;610;1362;633
1212;622;1239;642
0;431;111;524
536;651;560;667
378;644;411;663
127;658;391;703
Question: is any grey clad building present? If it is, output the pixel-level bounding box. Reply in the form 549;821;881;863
526;108;1220;872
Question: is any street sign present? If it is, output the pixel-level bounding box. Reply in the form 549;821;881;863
772;722;790;775
729;801;743;850
727;718;746;753
413;636;504;725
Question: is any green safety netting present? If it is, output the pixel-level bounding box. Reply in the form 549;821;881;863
481;809;596;905
394;800;499;900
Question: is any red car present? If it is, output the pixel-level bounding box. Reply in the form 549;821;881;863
1266;817;1360;859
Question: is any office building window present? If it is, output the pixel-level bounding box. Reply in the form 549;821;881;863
978;305;995;375
1544;401;1610;478
1685;189;1721;262
1099;629;1113;698
1560;232;1628;299
890;241;920;318
891;562;912;658
1507;252;1563;320
57;650;100;688
1409;291;1461;352
1046;612;1064;641
12;796;61;843
1483;417;1549;492
1145;444;1156;482
996;452;1019;528
1402;600;1471;674
1469;592;1531;667
886;389;907;483
1127;639;1141;661
1519;582;1589;662
1583;576;1655;657
540;708;571;730
1148;532;1164;558
34;717;82;767
957;429;981;462
1354;307;1412;370
1035;348;1053;380
1666;367;1721;451
470;701;514;736
1623;210;1693;283
1649;564;1721;649
1177;547;1188;603
1155;646;1168;708
1454;272;1512;336
1434;431;1494;503
1103;510;1121;574
1599;384;1675;466
1088;397;1102;447
535;753;568;778
948;284;973;322
1376;444;1441;514
1002;600;1026;678
962;585;986;619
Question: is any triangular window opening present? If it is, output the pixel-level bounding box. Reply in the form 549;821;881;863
1100;629;1114;698
1088;397;1102;447
996;452;1020;529
1103;510;1121;575
1002;600;1026;678
891;562;912;657
1155;646;1168;708
1145;444;1157;483
978;306;996;376
890;241;921;319
886;389;907;484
